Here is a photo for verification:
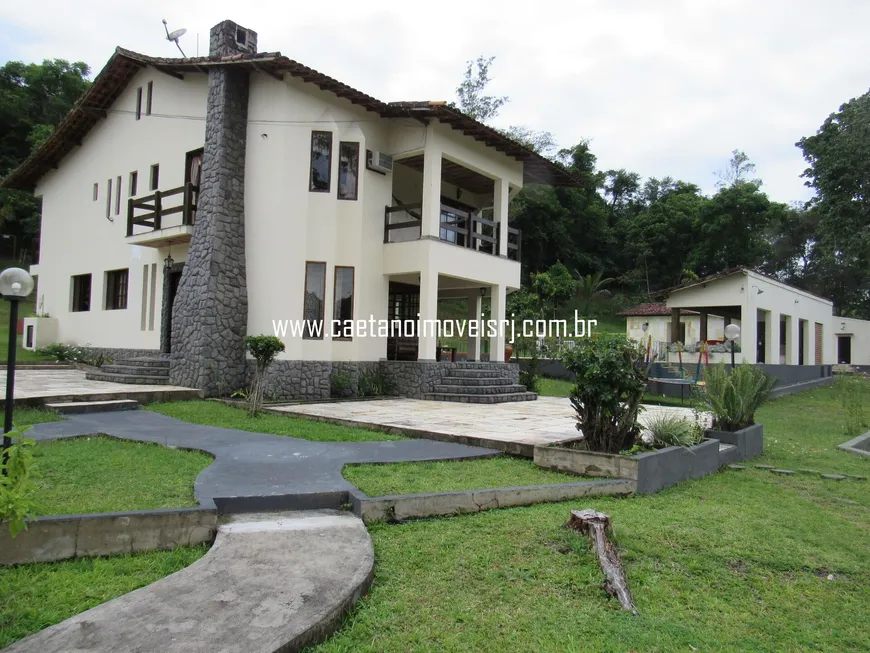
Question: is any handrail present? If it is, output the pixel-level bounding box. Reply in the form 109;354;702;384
127;183;198;236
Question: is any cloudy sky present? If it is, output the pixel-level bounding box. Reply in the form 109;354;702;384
2;0;869;203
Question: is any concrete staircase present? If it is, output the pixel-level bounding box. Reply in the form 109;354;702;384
425;365;537;404
85;358;170;385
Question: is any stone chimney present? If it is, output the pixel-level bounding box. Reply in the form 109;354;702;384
209;20;258;57
170;20;252;394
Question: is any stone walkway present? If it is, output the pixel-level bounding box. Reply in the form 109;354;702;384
6;510;374;653
272;397;707;453
1;368;198;403
28;409;499;509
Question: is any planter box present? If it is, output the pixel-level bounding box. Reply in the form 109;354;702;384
705;423;763;461
534;438;721;494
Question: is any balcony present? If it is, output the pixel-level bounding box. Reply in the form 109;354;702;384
126;182;198;248
383;202;521;262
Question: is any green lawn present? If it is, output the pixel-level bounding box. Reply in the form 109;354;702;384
31;436;212;516
0;296;52;363
310;382;870;652
0;545;209;648
146;400;407;442
343;456;592;497
538;377;691;407
13;407;62;428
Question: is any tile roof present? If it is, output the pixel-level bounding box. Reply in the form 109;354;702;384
2;49;581;192
619;303;697;317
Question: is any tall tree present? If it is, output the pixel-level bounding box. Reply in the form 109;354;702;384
455;56;508;123
715;149;762;188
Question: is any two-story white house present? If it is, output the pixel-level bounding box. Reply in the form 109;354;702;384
2;19;580;400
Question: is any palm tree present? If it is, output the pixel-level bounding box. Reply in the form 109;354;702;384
574;270;615;315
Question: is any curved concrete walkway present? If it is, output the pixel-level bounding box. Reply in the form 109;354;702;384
7;510;374;653
28;409;500;509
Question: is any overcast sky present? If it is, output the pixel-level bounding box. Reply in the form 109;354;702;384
2;0;869;203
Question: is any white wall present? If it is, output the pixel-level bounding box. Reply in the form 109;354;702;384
33;68;207;350
833;316;870;365
625;314;726;344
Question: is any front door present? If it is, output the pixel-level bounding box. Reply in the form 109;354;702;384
838;336;852;364
160;265;184;354
387;281;420;360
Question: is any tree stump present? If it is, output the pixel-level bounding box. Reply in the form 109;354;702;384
566;509;637;614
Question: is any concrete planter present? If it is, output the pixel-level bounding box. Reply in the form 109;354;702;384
534;437;721;494
705;423;763;461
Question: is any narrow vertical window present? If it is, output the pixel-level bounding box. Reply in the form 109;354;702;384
105;178;112;218
129;171;138;197
145;81;153;116
333;266;355;339
115;175;122;215
92;183;98;201
105;269;129;310
302;262;326;339
309;131;332;192
140;265;148;330
337;142;360;200
150;164;159;190
135;87;142;120
71;274;92;312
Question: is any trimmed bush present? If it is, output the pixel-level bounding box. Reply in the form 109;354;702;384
702;363;775;431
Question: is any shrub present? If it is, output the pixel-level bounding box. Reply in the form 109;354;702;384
836;374;867;436
35;342;84;362
643;412;703;448
519;349;541;393
702;363;775;431
244;335;285;416
330;369;355;398
0;427;35;537
358;367;393;397
561;334;649;454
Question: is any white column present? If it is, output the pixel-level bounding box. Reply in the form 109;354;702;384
740;306;757;364
421;146;442;241
806;320;816;366
494;178;509;257
489;283;506;363
786;315;799;365
765;310;779;364
417;268;439;361
467;293;482;361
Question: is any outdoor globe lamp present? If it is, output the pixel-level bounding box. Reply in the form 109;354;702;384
0;267;34;466
724;323;741;369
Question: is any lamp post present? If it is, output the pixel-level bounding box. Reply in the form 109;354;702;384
724;323;741;369
0;267;34;469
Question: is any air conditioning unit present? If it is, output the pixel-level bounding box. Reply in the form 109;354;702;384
367;150;393;174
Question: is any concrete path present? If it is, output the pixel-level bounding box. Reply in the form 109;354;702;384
6;511;374;653
28;409;499;509
273;396;710;452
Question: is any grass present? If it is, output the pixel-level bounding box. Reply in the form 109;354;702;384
538;377;691;407
30;436;212;516
13;407;62;428
310;381;870;652
146;400;407;442
0;545;209;648
343;456;592;496
0;296;52;363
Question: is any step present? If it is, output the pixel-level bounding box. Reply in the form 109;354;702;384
112;358;170;368
448;362;513;369
717;442;741;466
439;376;515;387
445;369;504;379
85;372;172;385
100;364;171;377
45;399;140;415
432;384;529;395
424;392;538;404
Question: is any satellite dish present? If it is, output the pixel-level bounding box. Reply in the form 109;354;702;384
161;19;188;57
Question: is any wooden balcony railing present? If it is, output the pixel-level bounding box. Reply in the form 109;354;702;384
384;202;522;261
127;182;198;237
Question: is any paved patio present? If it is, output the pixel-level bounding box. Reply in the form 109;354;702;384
272;397;709;455
0;368;199;404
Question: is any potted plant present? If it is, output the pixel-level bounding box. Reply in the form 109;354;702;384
504;342;514;363
701;363;775;459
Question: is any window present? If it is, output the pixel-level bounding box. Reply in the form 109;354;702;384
150;164;159;190
337;142;359;200
105;269;129;310
115;175;122;215
106;178;112;219
145;81;153;116
129;171;138;197
135;87;142;120
71;274;91;312
92;183;98;201
309;131;332;192
302;262;326;339
333;267;355;339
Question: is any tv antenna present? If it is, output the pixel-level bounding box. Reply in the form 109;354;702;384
162;19;188;57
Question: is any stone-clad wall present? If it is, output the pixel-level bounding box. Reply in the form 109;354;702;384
246;361;519;401
170;21;253;395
